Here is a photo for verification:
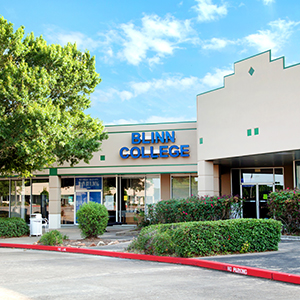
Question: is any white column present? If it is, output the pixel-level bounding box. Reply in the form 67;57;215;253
49;176;61;229
198;160;214;196
213;164;220;196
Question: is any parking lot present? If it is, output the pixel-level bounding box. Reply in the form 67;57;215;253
1;248;300;300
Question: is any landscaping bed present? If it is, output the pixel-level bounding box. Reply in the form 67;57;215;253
36;237;131;248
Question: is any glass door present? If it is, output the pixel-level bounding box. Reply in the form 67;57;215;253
119;177;145;224
103;177;117;224
242;184;273;218
258;184;273;219
242;185;257;218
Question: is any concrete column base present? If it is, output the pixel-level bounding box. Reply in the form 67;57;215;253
49;214;61;229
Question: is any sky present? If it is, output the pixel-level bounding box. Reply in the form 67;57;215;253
1;0;300;125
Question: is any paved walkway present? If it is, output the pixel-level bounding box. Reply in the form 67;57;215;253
1;225;300;275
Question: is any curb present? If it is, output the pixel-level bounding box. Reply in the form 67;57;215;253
1;243;300;285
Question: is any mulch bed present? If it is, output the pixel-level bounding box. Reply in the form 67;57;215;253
36;238;132;248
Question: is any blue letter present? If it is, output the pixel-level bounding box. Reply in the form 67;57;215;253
165;131;175;143
150;146;158;158
142;132;150;144
151;132;155;144
155;132;165;143
180;145;190;157
120;147;129;159
132;133;141;144
169;145;180;157
141;147;150;158
130;147;141;159
159;146;169;158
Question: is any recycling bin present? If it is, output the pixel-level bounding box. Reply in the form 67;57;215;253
30;214;43;236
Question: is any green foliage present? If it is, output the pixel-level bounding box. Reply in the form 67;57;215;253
0;217;29;237
268;188;300;234
128;219;282;257
0;16;107;177
76;202;109;238
136;195;243;227
39;230;65;246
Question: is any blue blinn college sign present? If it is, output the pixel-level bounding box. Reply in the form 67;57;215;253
119;131;190;159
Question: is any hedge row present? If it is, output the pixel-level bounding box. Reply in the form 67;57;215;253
137;196;242;227
128;219;281;257
0;217;29;237
268;188;300;234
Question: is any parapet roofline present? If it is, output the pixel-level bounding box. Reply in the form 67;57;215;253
197;49;300;98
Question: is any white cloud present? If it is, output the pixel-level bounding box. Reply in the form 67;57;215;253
106;118;139;125
91;88;134;103
129;75;201;97
201;68;233;87
193;0;227;22
107;115;195;125
244;19;299;54
262;0;275;5
45;26;99;51
45;13;198;67
93;67;232;106
112;14;196;66
202;37;233;50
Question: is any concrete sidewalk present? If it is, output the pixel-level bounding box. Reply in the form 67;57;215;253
0;225;138;252
1;226;300;276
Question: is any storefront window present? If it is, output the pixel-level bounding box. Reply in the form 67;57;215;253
121;177;145;224
191;176;198;197
241;168;273;184
103;177;117;223
61;178;75;224
275;168;284;190
0;181;10;218
171;175;196;199
31;179;49;219
296;162;300;189
75;177;102;223
145;176;160;205
10;180;30;222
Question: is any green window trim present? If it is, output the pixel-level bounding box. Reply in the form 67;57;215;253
199;137;203;144
100;155;105;161
254;128;259;135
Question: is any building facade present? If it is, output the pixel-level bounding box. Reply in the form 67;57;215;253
1;50;300;228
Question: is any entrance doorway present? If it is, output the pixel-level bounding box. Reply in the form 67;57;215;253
242;184;272;218
237;168;284;219
119;177;145;224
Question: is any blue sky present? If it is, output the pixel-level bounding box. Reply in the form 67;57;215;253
1;0;300;125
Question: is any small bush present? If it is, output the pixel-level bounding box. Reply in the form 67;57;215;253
76;202;109;238
136;195;243;227
268;188;300;235
128;219;281;257
0;217;29;237
39;230;64;246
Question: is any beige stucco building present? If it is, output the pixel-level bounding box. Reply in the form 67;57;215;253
1;50;300;228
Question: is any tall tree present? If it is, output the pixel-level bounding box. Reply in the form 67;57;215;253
0;17;107;177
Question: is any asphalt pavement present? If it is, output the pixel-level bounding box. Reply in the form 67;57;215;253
1;225;300;275
1;248;300;300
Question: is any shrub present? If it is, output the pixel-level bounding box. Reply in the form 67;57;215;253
127;219;281;258
39;230;66;246
0;217;29;237
136;195;243;227
76;202;109;238
268;188;300;234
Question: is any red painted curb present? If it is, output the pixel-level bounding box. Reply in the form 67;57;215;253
1;242;300;285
